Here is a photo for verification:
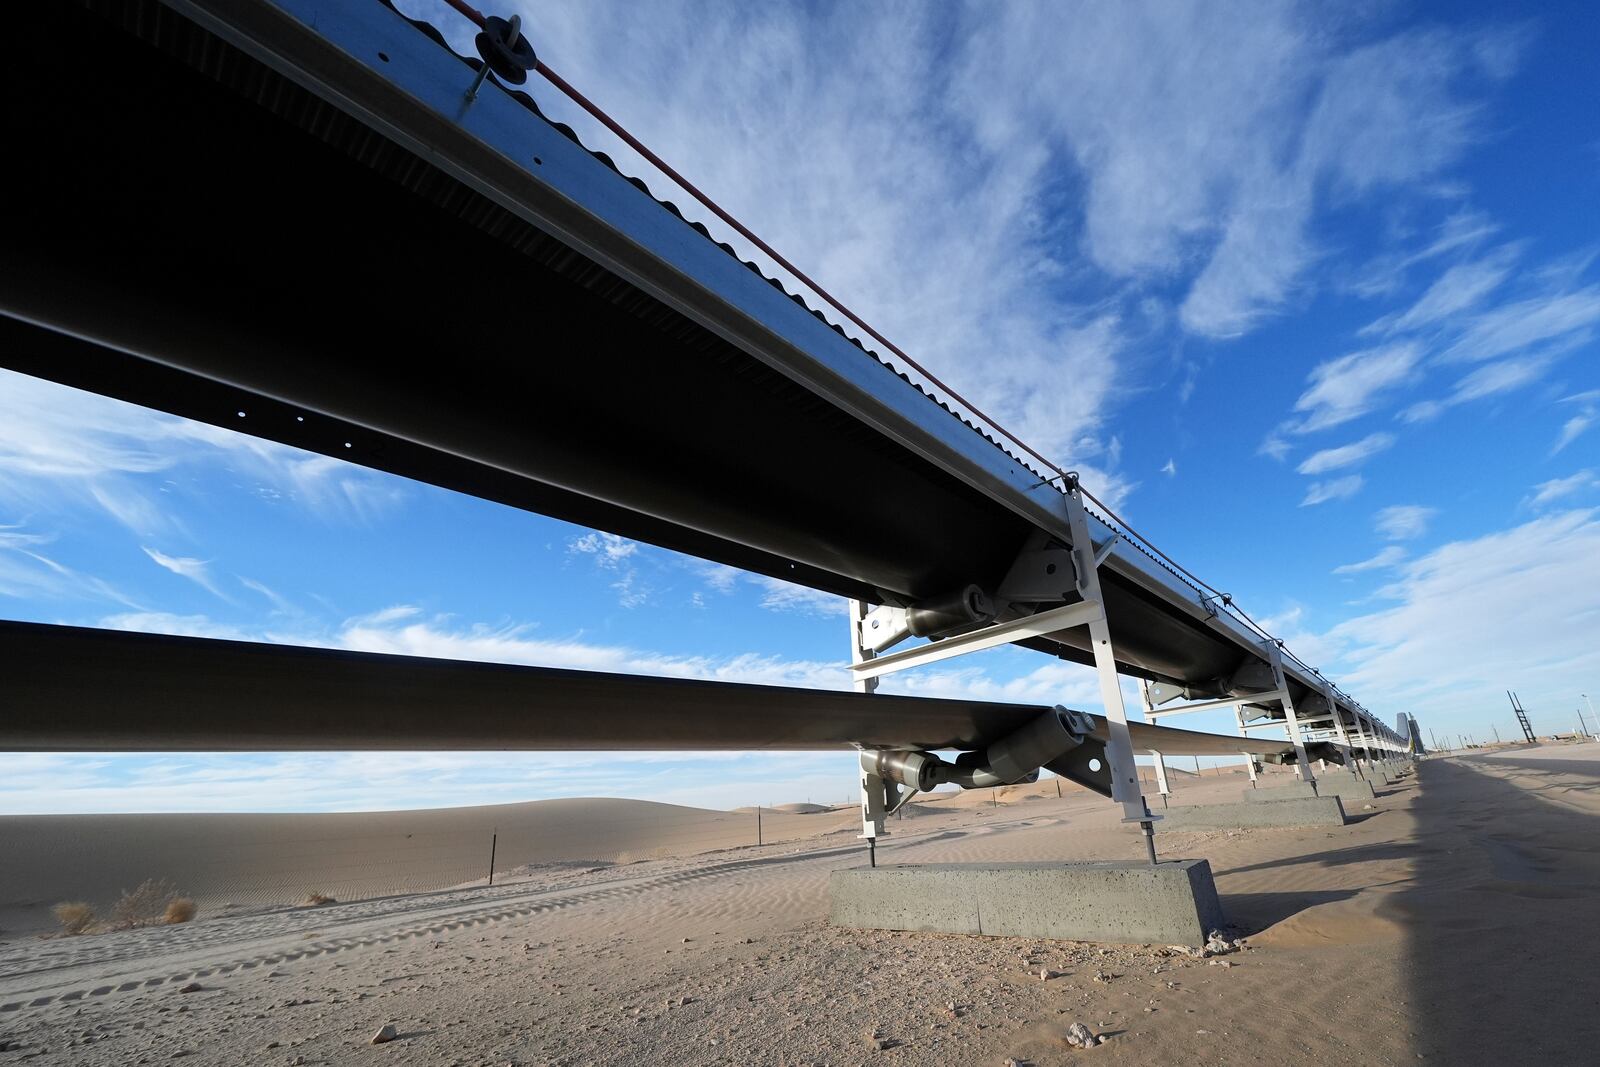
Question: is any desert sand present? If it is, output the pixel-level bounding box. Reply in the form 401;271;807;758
3;748;1599;1064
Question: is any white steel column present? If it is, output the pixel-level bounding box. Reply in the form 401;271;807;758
1066;486;1148;825
1140;682;1171;808
1234;706;1259;787
849;599;885;864
1149;752;1170;806
1355;713;1378;775
1265;642;1315;786
1322;682;1362;779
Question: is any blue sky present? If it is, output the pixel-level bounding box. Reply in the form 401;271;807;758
3;0;1598;812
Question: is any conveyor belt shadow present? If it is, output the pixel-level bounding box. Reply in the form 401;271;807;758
1218;840;1419;878
1403;759;1600;1061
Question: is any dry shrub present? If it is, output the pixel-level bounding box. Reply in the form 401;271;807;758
300;891;336;907
164;897;197;924
53;901;97;936
111;878;182;930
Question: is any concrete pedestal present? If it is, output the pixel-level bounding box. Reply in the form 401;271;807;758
830;860;1224;947
1155;795;1347;831
1245;777;1375;803
1243;781;1318;801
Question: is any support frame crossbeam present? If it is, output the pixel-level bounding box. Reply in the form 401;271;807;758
847;599;1103;681
1145;689;1289;718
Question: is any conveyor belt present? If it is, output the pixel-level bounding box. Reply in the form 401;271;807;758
0;0;1398;753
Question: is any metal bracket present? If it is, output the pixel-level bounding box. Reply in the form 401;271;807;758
858;603;910;654
996;533;1078;602
1046;737;1112;798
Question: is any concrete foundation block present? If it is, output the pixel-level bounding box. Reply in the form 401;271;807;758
1311;776;1377;800
1155;796;1347;831
1244;777;1375;802
830;860;1225;947
1242;782;1318;801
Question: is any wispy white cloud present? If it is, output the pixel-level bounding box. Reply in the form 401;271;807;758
141;546;229;600
238;576;295;614
1327;509;1600;724
1361;245;1518;335
569;532;649;607
100;611;258;641
1178;26;1517;337
1401;351;1565;424
689;560;741;595
568;532;639;568
1296;432;1396;475
0;525;141;607
1348;208;1500;298
753;577;846;617
1288;343;1424;434
1374;505;1437;541
1553;390;1600;455
1439;285;1600;364
1159;458;1176;477
0;369;408;528
1332;546;1407;575
1523;470;1599;510
1301;475;1364;507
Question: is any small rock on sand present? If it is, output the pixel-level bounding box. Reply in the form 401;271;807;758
1064;1021;1099;1049
177;983;202;994
371;1024;398;1044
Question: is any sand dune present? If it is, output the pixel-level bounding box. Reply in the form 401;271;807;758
0;797;854;937
0;763;1312;939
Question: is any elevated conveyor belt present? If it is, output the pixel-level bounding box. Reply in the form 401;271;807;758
0;0;1403;759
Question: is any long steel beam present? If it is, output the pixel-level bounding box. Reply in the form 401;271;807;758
0;622;1329;761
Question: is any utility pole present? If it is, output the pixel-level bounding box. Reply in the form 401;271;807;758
1492;724;1501;744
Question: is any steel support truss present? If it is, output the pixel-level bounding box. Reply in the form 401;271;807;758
1140;643;1322;788
846;483;1156;865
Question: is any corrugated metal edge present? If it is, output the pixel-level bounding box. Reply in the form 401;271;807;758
373;0;1069;489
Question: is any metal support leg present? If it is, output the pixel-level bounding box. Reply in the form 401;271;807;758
1066;488;1148;825
850;599;884;864
1150;751;1171;807
1140;683;1170;808
1265;642;1315;788
1323;682;1362;778
1355;714;1378;777
1235;707;1259;787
